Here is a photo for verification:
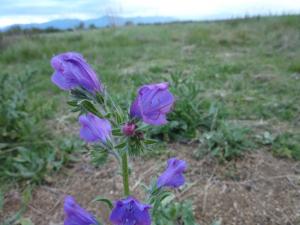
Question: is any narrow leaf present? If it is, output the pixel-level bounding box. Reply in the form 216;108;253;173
112;128;123;136
0;191;3;211
67;100;78;107
79;100;103;117
114;142;127;149
144;139;158;145
92;196;113;209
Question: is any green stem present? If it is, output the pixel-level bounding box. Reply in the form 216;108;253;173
121;152;130;196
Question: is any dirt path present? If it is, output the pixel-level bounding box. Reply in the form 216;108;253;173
2;144;300;225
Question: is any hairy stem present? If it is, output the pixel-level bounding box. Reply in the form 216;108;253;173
121;151;130;196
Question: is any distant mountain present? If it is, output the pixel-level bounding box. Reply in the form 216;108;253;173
2;16;177;31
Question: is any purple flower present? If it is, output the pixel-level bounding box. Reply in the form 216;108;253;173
79;113;112;143
122;123;136;136
51;52;103;94
130;82;174;126
109;196;151;225
64;195;99;225
157;158;187;188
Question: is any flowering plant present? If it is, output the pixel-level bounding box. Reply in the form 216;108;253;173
51;52;196;225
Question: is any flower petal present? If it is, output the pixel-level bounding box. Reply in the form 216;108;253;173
50;52;103;94
51;71;77;90
109;196;151;225
157;158;187;188
130;82;174;125
78;113;112;144
64;196;99;225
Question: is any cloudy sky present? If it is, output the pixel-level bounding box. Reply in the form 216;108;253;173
1;0;300;28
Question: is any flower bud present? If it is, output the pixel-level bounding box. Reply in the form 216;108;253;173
122;123;136;136
51;52;104;94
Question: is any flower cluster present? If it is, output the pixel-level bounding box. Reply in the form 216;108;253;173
51;52;189;225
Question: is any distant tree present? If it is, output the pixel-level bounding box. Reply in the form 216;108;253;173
45;26;60;33
125;21;133;26
76;22;85;30
89;24;96;29
7;25;22;35
26;28;42;35
0;33;4;50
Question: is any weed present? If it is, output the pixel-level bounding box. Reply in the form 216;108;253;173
272;132;300;160
196;122;253;161
0;72;78;183
152;200;199;225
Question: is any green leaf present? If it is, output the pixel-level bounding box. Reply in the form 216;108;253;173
152;190;173;214
91;149;109;166
22;186;32;205
70;89;88;99
0;143;9;149
114;142;127;149
67;100;78;107
0;191;3;212
92;196;113;209
71;107;81;112
144;139;158;145
17;218;35;225
79;100;103;117
112;128;123;136
95;92;104;104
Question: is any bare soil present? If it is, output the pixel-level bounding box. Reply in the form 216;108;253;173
2;144;300;225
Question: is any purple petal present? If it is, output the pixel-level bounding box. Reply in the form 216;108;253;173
51;71;77;90
110;196;151;225
64;196;99;225
130;82;174;126
142;113;167;126
109;200;127;225
130;97;142;119
50;52;103;94
78;113;112;144
157;158;187;188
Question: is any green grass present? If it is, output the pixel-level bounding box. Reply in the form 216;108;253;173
0;15;300;186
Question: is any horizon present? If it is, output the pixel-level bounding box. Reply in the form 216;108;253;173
1;0;300;28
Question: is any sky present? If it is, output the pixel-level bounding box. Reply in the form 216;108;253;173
0;0;300;28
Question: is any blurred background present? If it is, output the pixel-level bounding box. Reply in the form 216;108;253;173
0;1;300;225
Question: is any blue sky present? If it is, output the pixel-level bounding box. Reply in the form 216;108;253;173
1;0;300;27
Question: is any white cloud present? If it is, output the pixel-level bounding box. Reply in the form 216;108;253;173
1;0;300;27
117;0;300;18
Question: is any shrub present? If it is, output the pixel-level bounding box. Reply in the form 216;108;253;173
196;122;253;161
0;72;77;183
272;132;300;160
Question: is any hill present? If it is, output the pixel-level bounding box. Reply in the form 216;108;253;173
1;16;176;31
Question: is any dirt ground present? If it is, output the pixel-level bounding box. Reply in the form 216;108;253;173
2;144;300;225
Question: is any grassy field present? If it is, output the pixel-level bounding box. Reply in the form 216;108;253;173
0;15;300;224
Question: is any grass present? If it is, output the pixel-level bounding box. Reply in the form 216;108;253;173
0;15;299;187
